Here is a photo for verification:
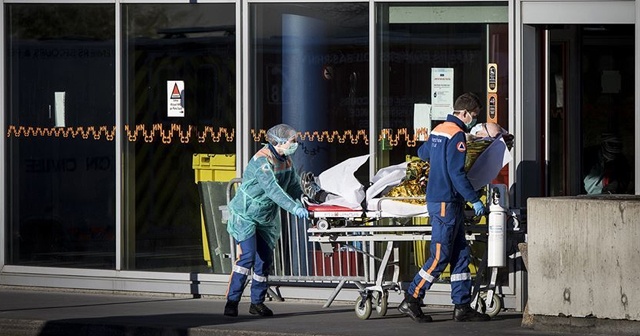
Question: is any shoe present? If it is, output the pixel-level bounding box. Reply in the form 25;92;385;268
398;296;432;323
300;172;325;203
453;304;491;322
249;303;274;317
224;300;239;317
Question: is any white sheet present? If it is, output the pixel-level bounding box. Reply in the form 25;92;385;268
366;161;407;202
366;198;428;217
316;154;369;209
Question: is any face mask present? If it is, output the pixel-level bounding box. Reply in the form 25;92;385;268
465;117;477;129
469;124;484;136
282;142;298;156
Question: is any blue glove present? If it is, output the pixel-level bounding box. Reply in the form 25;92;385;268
472;201;486;217
294;207;309;219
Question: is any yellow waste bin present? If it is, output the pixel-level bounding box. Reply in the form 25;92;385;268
192;154;236;272
193;153;236;183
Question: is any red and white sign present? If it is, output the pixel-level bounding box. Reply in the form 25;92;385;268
167;80;185;117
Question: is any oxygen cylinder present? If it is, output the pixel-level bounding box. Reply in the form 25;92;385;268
487;187;507;267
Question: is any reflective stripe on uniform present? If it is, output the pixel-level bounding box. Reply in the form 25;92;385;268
450;272;471;282
252;273;268;283
430;130;453;139
418;268;435;283
413;243;441;298
233;265;250;275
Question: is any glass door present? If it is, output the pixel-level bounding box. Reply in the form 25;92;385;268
543;25;635;197
546;28;573;196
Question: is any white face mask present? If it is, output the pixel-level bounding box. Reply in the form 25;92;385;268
470;124;484;135
282;142;298;156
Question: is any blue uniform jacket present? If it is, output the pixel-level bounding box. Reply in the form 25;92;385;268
417;114;479;204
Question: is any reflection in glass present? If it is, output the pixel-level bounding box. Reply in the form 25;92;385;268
377;3;509;177
122;4;236;272
5;4;116;268
250;3;370;177
580;25;635;195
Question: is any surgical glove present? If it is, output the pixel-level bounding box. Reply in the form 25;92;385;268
472;201;486;217
294;207;309;219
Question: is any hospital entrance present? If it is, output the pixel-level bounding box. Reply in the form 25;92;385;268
525;24;635;197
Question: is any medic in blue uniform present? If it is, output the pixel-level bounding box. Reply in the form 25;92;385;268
398;92;492;323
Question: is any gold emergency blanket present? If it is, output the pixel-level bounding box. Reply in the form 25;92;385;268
464;140;492;171
386;159;429;205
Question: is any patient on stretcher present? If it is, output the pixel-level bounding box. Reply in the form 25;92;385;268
464;123;512;171
301;123;512;211
382;123;512;205
468;122;514;148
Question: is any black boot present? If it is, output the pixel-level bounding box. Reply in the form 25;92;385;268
249;302;274;317
300;172;327;203
398;295;432;323
223;300;239;317
453;304;491;322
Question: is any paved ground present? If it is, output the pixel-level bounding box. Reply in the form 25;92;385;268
0;286;580;336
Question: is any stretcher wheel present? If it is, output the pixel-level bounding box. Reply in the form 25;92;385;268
476;291;502;317
374;291;388;316
355;296;372;320
316;219;330;231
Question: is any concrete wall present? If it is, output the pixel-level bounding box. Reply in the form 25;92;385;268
528;196;640;321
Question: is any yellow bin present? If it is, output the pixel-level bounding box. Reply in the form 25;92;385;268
192;154;236;268
192;154;236;184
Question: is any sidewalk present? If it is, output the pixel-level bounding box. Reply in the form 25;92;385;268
0;286;574;336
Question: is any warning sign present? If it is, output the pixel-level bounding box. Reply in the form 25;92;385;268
167;80;185;117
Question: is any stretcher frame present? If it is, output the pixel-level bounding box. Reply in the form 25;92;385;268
307;192;523;320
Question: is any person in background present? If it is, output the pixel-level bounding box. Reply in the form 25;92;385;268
224;124;309;317
398;92;491;323
583;132;631;194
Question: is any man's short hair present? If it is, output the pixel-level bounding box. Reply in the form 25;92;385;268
454;92;483;112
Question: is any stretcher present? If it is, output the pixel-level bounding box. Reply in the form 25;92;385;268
306;185;524;320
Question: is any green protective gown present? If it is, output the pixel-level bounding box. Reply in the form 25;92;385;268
227;145;304;249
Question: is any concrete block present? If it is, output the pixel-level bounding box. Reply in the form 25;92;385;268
528;196;640;321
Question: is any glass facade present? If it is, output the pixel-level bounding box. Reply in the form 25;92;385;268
1;1;637;312
376;1;510;284
5;4;116;268
377;3;509;181
248;3;370;279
